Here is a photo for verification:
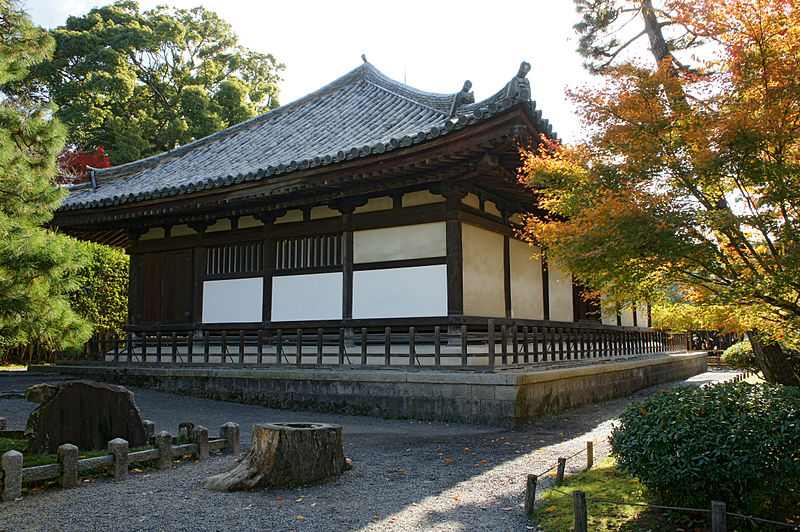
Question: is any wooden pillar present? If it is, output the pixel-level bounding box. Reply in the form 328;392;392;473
503;234;512;318
341;210;354;320
541;255;550;321
444;187;466;318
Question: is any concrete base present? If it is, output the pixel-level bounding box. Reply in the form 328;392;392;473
34;353;707;427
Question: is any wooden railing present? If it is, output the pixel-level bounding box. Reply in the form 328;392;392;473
63;320;689;371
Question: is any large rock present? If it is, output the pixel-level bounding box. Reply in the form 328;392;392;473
24;381;148;454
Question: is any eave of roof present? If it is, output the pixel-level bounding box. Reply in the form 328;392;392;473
59;61;557;213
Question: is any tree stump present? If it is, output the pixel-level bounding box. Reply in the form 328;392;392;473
202;422;351;491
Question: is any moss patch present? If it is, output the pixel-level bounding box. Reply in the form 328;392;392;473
531;458;678;531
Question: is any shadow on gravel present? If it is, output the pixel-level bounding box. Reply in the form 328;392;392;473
0;369;738;531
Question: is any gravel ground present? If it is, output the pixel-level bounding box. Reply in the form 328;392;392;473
0;368;740;532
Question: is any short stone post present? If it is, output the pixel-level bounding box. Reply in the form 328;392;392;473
524;474;537;517
711;500;727;532
57;444;78;487
1;450;22;501
556;457;566;485
142;420;155;440
573;490;588;532
178;422;194;444
108;438;129;479
0;417;6;430
220;422;240;455
154;431;173;469
191;426;209;460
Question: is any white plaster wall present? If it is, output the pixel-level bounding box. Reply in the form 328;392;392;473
462;224;505;317
271;272;342;321
600;296;618;326
353;265;447;318
636;304;649;327
353;222;446;263
548;263;574;322
461;193;480;209
275;210;303;224
620;307;635;327
202;278;263;323
206;219;232;233
509;239;544;319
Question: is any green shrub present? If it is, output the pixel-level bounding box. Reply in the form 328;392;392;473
610;383;800;521
69;240;129;337
720;341;758;371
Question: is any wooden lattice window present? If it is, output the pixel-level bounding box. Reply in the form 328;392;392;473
206;242;263;276
275;234;342;271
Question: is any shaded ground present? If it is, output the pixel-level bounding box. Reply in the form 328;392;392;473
0;368;739;531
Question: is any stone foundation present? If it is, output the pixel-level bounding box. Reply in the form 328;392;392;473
34;353;707;427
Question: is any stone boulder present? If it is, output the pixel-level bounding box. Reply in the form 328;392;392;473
24;381;148;454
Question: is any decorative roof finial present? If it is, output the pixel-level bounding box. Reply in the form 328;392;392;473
507;61;532;101
361;54;368;63
449;80;475;117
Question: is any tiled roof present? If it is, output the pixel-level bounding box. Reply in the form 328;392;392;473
60;62;555;211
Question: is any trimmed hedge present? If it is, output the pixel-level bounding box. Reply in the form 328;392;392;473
610;383;800;520
720;341;759;371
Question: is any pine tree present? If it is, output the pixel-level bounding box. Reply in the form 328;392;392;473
0;0;90;359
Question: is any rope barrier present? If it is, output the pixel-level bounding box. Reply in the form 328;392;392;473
727;511;800;529
585;497;710;513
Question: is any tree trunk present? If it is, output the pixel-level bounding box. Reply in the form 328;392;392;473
748;332;800;386
202;422;351;491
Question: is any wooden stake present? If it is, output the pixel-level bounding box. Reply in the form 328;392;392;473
556;457;566;485
524;474;537;516
573;490;587;532
586;441;593;470
711;501;727;532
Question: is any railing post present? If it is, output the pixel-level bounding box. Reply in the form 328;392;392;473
487;320;495;371
172;332;178;363
155;332;162;363
296;328;303;366
711;501;727;532
460;325;468;367
434;326;441;368
408;326;416;367
361;327;368;365
316;328;324;365
203;330;210;364
191;426;209;460
1;450;22;501
257;329;264;365
384;327;391;365
512;325;519;364
220;422;240;455
338;328;345;365
523;326;530;363
155;431;172;469
108;438;128;479
57;443;78;487
276;329;283;364
238;330;245;364
186;332;193;364
573;490;588;532
500;324;508;365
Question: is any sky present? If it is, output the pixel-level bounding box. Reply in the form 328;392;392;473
20;0;597;142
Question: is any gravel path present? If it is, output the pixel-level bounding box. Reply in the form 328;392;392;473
0;368;740;531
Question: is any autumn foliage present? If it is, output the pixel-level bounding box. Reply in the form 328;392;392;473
520;0;800;382
56;146;111;184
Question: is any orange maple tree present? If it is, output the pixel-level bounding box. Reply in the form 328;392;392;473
520;0;800;384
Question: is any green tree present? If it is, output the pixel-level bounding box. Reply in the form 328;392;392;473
28;1;284;165
520;0;800;385
0;0;91;360
69;241;128;338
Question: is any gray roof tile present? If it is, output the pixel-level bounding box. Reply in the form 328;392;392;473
62;62;552;211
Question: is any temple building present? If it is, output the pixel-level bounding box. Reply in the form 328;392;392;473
53;60;648;333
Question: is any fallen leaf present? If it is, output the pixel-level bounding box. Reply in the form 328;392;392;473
397;469;405;472
502;507;513;511
545;505;557;512
444;459;452;463
480;460;488;463
296;516;305;519
276;497;283;501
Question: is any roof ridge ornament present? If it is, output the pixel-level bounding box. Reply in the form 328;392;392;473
449;80;474;117
506;61;531;101
361;54;368;63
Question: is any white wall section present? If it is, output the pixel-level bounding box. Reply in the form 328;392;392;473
462;224;505;317
353;222;446;263
271;272;343;321
509;239;544;319
202;277;263;323
548;262;574;322
352;265;447;318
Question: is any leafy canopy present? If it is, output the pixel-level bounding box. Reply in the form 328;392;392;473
29;1;284;164
0;0;91;351
520;0;800;346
